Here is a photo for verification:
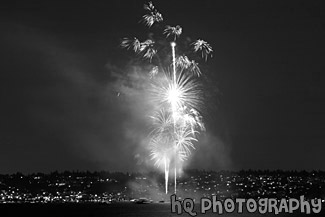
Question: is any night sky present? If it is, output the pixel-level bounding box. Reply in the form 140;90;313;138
0;0;324;174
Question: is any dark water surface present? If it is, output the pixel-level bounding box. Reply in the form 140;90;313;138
0;203;324;217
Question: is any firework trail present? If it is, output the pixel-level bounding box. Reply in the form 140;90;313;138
121;2;212;194
148;109;173;194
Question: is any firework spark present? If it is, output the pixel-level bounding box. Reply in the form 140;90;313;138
176;55;201;77
142;1;163;27
192;39;213;61
164;25;182;41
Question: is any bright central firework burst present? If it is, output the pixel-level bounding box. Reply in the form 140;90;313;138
121;1;213;194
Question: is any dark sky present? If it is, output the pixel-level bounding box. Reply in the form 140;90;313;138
0;0;324;174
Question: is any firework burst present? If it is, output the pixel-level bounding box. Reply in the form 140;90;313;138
120;2;212;194
149;70;202;111
164;25;183;41
192;39;213;61
142;1;163;27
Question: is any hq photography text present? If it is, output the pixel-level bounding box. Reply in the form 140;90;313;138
170;195;323;216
